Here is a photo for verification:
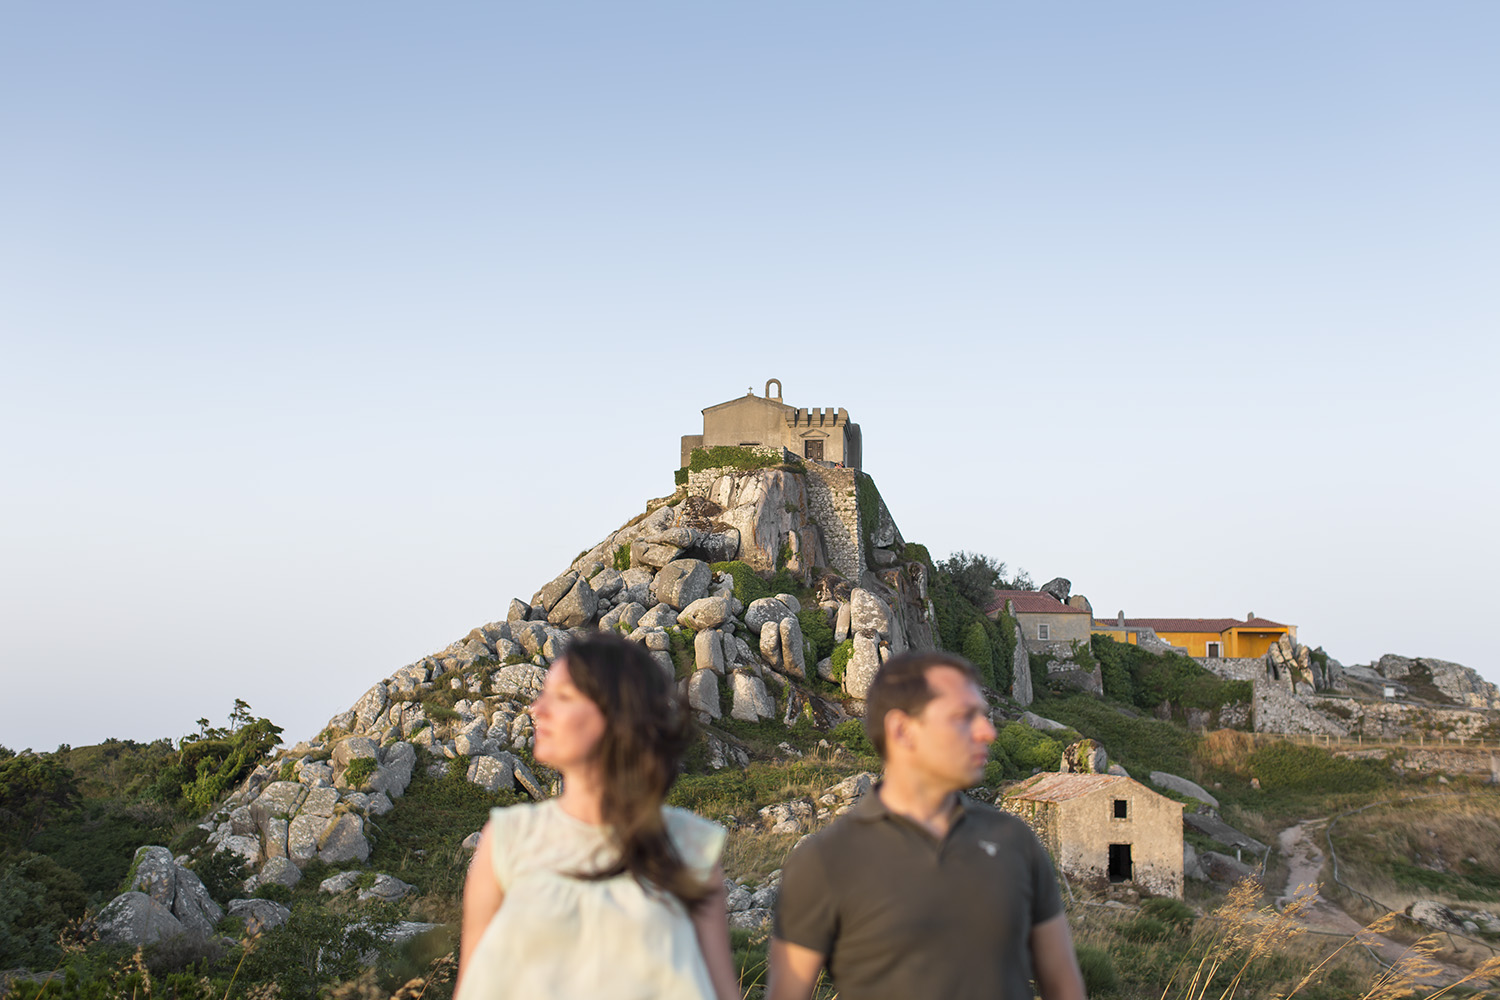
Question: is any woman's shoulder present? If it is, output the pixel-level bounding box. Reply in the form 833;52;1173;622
485;800;553;840
662;806;726;878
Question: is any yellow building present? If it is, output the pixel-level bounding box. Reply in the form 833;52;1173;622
1092;614;1294;659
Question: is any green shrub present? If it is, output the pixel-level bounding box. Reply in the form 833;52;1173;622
1074;943;1119;994
688;446;783;473
797;608;835;662
828;719;876;757
994;722;1064;773
1247;742;1391;794
1122;915;1172;942
1140;895;1196;930
961;621;995;687
901;542;932;568
674;467;689;486
190;849;250;904
613;544;631;571
342;757;378;789
422;699;460;724
252;881;293;904
829;639;854;682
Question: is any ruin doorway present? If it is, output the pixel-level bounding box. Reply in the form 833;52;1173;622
1108;844;1133;883
804;439;823;461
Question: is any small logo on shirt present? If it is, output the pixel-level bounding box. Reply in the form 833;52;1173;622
978;840;998;857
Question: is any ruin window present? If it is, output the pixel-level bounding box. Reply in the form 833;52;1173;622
1206;642;1222;657
1037;624;1050;641
1108;844;1133;883
1113;799;1128;819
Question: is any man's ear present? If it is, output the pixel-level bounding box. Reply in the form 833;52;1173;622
885;710;914;753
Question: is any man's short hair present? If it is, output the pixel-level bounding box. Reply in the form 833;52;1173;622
863;651;982;759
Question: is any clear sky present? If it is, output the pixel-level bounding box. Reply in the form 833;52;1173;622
3;3;1496;753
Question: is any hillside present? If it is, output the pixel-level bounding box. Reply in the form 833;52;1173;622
5;451;1500;999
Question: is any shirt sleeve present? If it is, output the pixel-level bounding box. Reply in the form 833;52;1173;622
773;834;837;955
486;804;523;891
1028;827;1065;924
664;807;727;884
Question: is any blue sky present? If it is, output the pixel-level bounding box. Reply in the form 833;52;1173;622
3;3;1496;752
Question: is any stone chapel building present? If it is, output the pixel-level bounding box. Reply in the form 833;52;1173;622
680;380;863;470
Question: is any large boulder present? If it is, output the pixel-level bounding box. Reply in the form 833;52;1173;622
227;898;291;936
843;635;881;699
688;670;722;719
849;589;891;640
638;603;679;629
1011;625;1032;706
170;867;223;938
745;598;794;634
127;846;178;908
467;755;515;793
351;684;388;731
369;742;415;799
678;595;734;631
695;629;725;674
537;571;579;613
94;892;185;947
731;672;776;722
779;617;807;679
1149;771;1220;809
759;621;782;670
1039;577;1072;605
318;813;370;864
548;576;598;628
652;560;711;610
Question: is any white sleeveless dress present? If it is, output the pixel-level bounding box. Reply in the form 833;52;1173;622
456;800;726;1000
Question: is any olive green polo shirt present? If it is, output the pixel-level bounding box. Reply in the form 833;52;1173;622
774;788;1064;1000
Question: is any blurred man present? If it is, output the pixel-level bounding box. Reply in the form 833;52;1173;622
769;651;1086;1000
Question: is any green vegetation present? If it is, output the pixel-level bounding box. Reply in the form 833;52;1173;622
797;607;835;662
828;639;854;681
0;702;283;976
613;543;631;571
708;560;803;607
1029;693;1198;778
925;551;1027;691
342;756;378;788
687;445;785;473
1091;635;1252;716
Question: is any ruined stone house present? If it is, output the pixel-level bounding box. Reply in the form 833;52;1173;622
1002;773;1184;899
985;590;1093;655
680;379;862;470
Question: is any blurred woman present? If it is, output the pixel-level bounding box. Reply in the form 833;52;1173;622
455;631;737;1000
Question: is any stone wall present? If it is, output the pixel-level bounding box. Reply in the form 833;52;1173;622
803;465;863;581
1199;658;1265;682
1305;696;1497;741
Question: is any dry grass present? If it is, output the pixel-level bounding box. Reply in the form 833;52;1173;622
1329;792;1500;912
722;829;800;885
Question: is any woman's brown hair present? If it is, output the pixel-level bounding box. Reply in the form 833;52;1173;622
560;630;710;908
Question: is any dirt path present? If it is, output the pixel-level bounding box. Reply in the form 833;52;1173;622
1276;819;1477;987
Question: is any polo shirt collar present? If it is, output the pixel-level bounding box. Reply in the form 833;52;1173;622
851;782;970;825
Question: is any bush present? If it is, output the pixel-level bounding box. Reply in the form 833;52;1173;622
994;722;1064;773
828;719;875;757
797;608;835;663
1074;943;1119;994
1140;895;1196;930
343;756;377;789
252;881;292;904
961;621;995;687
190;849;250;905
1247;742;1391;794
829;640;854;682
613;544;631;571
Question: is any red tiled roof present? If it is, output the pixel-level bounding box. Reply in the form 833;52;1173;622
983;590;1089;616
1003;773;1132;803
1101;617;1289;634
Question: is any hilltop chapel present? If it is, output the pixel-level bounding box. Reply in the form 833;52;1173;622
680;380;863;470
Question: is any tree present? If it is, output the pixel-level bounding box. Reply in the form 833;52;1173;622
937;551;1006;608
961;621;995;687
0;756;79;847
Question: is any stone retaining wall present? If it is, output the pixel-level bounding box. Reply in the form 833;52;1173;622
803;465;862;581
